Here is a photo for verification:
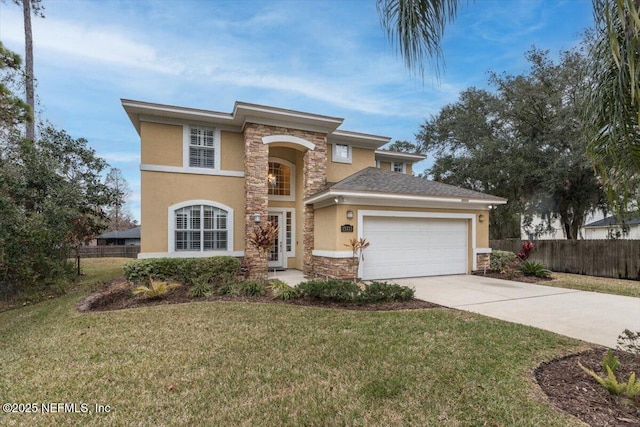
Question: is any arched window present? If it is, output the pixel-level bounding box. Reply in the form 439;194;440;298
171;203;230;252
267;158;295;201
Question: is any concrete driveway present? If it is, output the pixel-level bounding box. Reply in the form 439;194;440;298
393;275;640;348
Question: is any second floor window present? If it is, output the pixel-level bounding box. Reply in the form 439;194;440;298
393;162;405;173
189;126;216;168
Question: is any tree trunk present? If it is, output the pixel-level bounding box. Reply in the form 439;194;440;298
23;0;35;140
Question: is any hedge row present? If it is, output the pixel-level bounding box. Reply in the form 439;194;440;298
123;257;241;285
296;279;415;303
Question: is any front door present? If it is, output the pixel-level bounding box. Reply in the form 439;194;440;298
267;213;285;269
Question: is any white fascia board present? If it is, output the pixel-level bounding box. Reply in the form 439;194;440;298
305;191;503;210
122;99;235;128
374;150;427;161
234;102;343;132
329;130;391;149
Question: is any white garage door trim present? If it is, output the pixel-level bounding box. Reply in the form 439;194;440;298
357;210;477;279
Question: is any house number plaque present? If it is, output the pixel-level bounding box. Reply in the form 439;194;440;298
341;224;354;233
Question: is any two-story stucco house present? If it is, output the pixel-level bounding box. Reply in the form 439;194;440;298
122;99;506;280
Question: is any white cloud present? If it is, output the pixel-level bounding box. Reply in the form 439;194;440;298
1;7;178;74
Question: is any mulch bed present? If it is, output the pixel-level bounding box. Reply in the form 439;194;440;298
80;278;640;426
77;277;440;312
536;348;640;426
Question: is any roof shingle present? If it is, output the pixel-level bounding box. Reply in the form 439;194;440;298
318;167;506;201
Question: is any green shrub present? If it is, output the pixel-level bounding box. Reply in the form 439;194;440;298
219;280;266;297
490;250;518;272
187;281;213;298
296;279;361;302
578;350;639;399
519;261;551;278
270;280;299;301
133;279;181;300
360;281;415;302
239;280;266;297
296;280;414;303
124;257;241;286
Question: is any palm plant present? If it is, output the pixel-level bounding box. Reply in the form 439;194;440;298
376;0;460;76
585;0;640;214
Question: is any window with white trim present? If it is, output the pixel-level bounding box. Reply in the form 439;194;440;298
174;205;228;251
267;158;295;201
392;162;406;173
332;143;352;164
187;126;217;169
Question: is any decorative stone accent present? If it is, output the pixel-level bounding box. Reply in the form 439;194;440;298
476;253;490;271
242;123;328;279
311;256;357;281
243;124;269;279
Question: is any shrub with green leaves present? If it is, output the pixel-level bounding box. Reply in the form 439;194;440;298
296;279;414;303
578;349;640;399
219;280;266;297
187;281;213;298
270;280;299;301
490;250;518;272
133;279;181;300
124;257;240;286
296;279;361;302
519;261;552;278
360;281;415;302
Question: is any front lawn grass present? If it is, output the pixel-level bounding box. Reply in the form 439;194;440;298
0;285;589;425
548;272;640;298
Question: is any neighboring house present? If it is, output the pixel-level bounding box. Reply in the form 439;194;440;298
521;211;605;240
583;216;640;239
122;99;506;280
97;226;141;246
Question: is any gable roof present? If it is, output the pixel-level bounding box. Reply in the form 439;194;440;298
584;216;640;228
97;226;141;240
306;167;506;205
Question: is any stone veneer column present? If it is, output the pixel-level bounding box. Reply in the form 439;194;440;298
243;124;269;278
302;138;327;276
242;123;327;279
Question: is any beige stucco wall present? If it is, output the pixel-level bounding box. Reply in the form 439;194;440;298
140;171;245;254
313;204;491;272
326;146;375;182
406;163;413;175
378;161;391;171
140;122;183;166
220;131;244;171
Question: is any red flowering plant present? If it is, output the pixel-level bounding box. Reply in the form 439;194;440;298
517;241;535;261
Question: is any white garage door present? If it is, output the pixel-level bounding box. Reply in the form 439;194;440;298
361;216;468;280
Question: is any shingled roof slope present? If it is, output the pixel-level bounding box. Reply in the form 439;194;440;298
584;216;640;227
321;167;506;201
97;226;141;239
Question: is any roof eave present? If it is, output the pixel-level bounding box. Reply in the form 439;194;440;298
305;189;507;206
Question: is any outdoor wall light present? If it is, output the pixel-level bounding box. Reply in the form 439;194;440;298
346;210;354;220
334;196;344;204
253;213;261;223
478;214;485;223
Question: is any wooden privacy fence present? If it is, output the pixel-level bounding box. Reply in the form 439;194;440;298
76;246;140;259
489;239;640;280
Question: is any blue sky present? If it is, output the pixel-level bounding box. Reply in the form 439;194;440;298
0;0;594;222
